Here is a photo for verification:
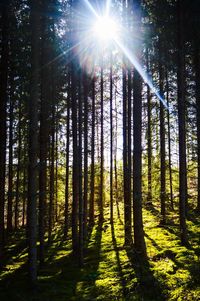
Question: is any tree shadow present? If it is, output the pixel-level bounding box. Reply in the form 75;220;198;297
145;203;161;217
0;218;104;301
126;248;167;301
1;228;27;271
144;232;162;251
74;217;103;299
111;222;127;299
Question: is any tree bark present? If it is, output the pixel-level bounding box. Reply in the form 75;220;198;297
83;74;88;239
15;103;22;229
0;0;9;261
27;0;40;283
64;87;70;239
99;64;104;221
177;0;188;245
39;1;51;263
194;42;200;213
110;57;113;224
159;38;166;224
146;48;152;205
7;75;14;232
166;70;174;210
89;77;95;226
78;72;83;266
123;0;132;245
132;0;146;256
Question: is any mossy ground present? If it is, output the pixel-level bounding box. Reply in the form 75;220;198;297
0;202;200;300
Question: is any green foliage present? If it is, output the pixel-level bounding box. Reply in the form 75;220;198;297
0;204;200;300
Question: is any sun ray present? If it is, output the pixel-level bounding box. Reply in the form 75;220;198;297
74;0;175;116
83;0;99;19
105;0;112;16
114;37;174;114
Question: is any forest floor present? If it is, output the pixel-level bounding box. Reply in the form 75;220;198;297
0;202;200;301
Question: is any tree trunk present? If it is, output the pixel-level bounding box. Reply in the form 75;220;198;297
114;93;121;220
7;76;14;232
0;0;9;261
48;102;55;242
83;75;88;239
71;71;79;254
15;103;22;229
39;2;51;263
159;39;166;224
27;0;40;283
78;72;83;266
166;70;174;210
132;0;146;256
123;0;132;246
194;42;200;213
177;0;188;245
89;77;95;227
146;48;152;205
110;58;113;224
99;64;104;221
64;89;70;239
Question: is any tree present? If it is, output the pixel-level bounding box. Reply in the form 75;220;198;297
194;40;200;213
159;38;166;224
132;0;146;256
110;56;113;224
98;63;104;222
177;0;188;245
123;0;132;245
27;0;40;283
89;76;95;227
0;0;9;262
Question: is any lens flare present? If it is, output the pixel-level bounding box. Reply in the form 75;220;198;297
93;16;119;41
80;0;175;114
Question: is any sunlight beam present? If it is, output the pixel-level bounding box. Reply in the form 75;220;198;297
83;0;99;19
114;37;174;114
105;0;112;16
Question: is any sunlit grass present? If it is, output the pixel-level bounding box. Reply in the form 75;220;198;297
0;200;200;300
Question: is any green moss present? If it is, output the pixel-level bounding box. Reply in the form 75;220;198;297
0;203;200;300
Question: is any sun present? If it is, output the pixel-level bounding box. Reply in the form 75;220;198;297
92;16;119;42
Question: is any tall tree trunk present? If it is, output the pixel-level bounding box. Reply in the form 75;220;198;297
7;77;14;232
114;93;121;220
159;39;166;224
194;42;200;213
83;75;88;239
89;77;95;227
64;91;70;239
110;58;113;224
48;102;55;242
15;103;22;229
22;159;27;228
146;48;152;205
123;0;132;245
78;72;83;266
55;123;58;223
70;0;79;256
0;0;9;261
39;2;51;262
132;0;146;256
177;0;188;245
166;70;174;210
27;0;40;283
71;62;79;255
99;64;104;221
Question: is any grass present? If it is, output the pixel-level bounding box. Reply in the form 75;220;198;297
0;202;200;300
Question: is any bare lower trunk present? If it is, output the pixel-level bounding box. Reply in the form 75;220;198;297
27;0;40;283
